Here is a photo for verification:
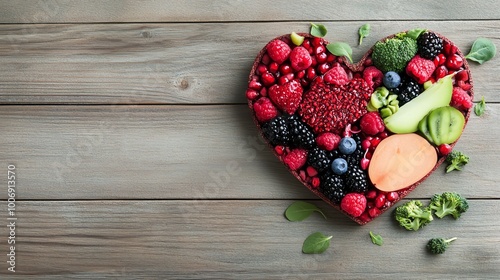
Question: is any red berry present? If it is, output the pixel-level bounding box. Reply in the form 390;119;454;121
314;45;326;55
361;139;371;150
358;212;371;222
341;193;367;217
269;62;279;74
434;65;448;80
457;80;472;91
248;80;262;91
259;87;267;97
438;144;453;156
261;72;276;86
443;41;458;56
283;149;308;171
266;39;291;64
366;189;377;200
446;54;464;70
374;194;386;208
451;87;473;110
311;177;320;188
274;145;285;156
299;170;307;181
362;66;384;89
378;131;388;139
386;191;399;202
327;53;336;63
360;158;370;170
316;52;328;64
256;64;268;75
246;89;259;101
306;166;318;177
290;46;313;71
279;63;292;75
311;37;323;47
296;70;306;79
306;67;316;80
268;80;303;114
316;132;341;151
406;55;436;84
368;207;381;218
370;137;381;148
317;63;330;75
253;97;278;122
455;70;469;82
323;64;350;86
359;112;385;136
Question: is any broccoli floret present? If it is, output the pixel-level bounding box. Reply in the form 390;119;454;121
445;150;469;173
427;237;457;254
430;192;469;219
371;35;418;73
394;200;433;231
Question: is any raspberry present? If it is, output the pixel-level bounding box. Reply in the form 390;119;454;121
283;148;308;171
316;132;341;151
266;39;291;64
299;78;371;134
323;64;350;86
362;66;383;89
289;46;312;71
451;87;473;110
253;97;278;123
406;55;436;84
340;193;367;217
268;80;303;115
359;112;385;136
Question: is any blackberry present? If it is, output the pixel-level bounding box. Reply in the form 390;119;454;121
393;75;423;106
261;116;290;146
320;172;346;204
345;165;369;193
307;147;331;173
288;115;315;149
418;31;443;60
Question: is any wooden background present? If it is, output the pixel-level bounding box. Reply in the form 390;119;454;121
0;1;499;279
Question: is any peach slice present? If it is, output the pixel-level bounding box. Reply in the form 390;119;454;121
368;133;437;192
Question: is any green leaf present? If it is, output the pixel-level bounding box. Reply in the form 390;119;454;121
302;232;332;254
326;42;353;63
358;23;371;45
465;38;497;64
285;201;326;221
310;23;328;38
406;28;427;40
369;231;383;246
474;96;486;116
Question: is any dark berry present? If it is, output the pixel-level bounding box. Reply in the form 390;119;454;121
331;158;348;175
393;75;423;106
320;172;346;204
307;147;331;173
288;115;315;149
345;165;368;193
262;116;290;146
418;31;443;60
338;137;357;155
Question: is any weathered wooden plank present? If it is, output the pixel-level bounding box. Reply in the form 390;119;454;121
0;21;498;104
0;105;497;200
0;0;499;23
0;200;498;278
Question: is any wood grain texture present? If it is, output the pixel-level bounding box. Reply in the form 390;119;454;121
0;200;498;279
0;105;497;200
0;0;499;23
0;21;499;104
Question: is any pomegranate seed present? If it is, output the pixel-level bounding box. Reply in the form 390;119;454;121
310;56;318;67
299;170;307;181
353;72;362;79
434;65;448;80
327;54;336;63
363;57;372;66
437;54;446;66
455;70;468;82
362;139;371;150
302;39;311;50
316;52;328;64
257;64;268;75
368;207;381;218
438;144;453;156
296;70;306;79
317;63;330;74
261;72;275;86
259;87;267;97
370;137;381;148
311;177;320;188
269;62;279;73
360;158;370;170
280;64;292;75
366;151;373;160
366;201;374;209
446;54;463;70
307;46;314;54
375;194;386;208
358;212;371;222
274;145;285;155
378;131;388;139
247;89;259;101
306;67;316;80
306;166;318;177
312;37;323;47
279;76;289;85
314;45;326;55
433;55;441;67
458;80;472;90
248;80;262;91
261;54;271;65
386;191;399;202
366;189;377;200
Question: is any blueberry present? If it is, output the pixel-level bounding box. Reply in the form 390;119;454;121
331;158;348;175
383;71;401;89
338;137;357;155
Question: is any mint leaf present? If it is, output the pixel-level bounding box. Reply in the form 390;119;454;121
369;231;383;246
326;42;353;63
406;28;427;40
285;201;326;221
358;23;370;45
302;232;332;254
474;96;486;116
310;23;327;38
465;38;496;64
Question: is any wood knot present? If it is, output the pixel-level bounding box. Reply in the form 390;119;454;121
141;31;152;38
179;79;189;89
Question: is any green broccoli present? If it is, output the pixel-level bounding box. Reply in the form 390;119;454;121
430;192;469;219
445;150;469;173
394;200;433;231
427;237;457;254
371;34;418;73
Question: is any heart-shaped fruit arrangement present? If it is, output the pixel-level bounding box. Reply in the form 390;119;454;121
246;30;473;224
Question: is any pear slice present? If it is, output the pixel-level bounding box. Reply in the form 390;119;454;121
384;74;453;134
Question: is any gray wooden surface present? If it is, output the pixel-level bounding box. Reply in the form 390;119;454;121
0;1;499;279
